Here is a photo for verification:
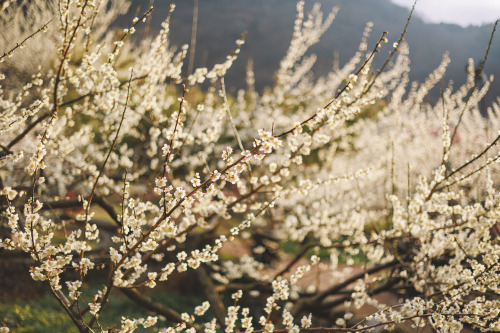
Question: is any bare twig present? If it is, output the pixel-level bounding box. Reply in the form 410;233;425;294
86;70;134;328
449;20;498;152
187;0;198;76
0;16;55;61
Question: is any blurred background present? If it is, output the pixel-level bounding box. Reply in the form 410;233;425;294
122;0;500;104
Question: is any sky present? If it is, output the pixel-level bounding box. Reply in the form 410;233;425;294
390;0;500;27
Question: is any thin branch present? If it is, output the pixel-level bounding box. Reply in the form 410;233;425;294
187;0;198;76
84;70;133;227
40;196;119;225
320;277;403;311
50;287;89;333
449;20;498;152
86;70;134;328
310;259;398;306
274;243;320;279
0;16;55;61
276;31;388;138
437;154;500;191
427;134;499;200
361;0;417;97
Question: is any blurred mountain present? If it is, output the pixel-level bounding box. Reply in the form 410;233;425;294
123;0;500;103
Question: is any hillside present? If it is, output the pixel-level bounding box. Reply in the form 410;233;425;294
125;0;500;102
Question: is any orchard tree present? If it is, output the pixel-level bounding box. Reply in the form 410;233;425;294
0;0;499;332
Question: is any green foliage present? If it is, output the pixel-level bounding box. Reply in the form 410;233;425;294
0;288;206;332
0;294;77;333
